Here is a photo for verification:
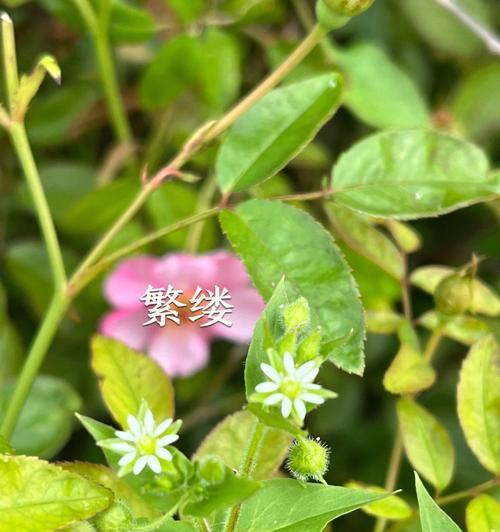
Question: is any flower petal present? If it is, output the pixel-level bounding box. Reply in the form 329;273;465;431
294;399;307;421
109;442;135;454
264;393;284;406
133;455;149;475
299;367;319;384
153;418;173;437
281;396;293;418
100;308;151;352
116;430;135;442
296;361;317;379
283;352;295;375
255;382;279;393
300;393;325;405
127;414;142;439
157;434;179;447
147;455;162;474
118;452;137;466
144;409;155;435
260;363;281;383
156;447;173;461
149;327;210;378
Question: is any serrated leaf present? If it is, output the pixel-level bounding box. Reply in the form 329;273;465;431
411;266;500;316
466;494;500;532
337;42;429;129
383;344;435;395
326;203;404;279
193;410;292;480
397;397;454;491
420;311;490;345
91;335;174;428
457;336;500;474
220;200;365;374
216;73;343;193
233;478;388;531
331;129;496;220
414;473;461;532
345;481;412;521
0;455;113;532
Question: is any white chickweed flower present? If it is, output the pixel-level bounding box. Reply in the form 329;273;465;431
98;404;181;477
254;352;335;422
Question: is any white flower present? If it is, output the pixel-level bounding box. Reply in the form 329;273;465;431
254;352;335;422
98;403;181;477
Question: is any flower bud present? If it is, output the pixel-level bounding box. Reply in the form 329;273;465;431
196;456;226;486
286;437;330;482
434;273;472;316
283;297;310;331
93;501;133;532
322;0;375;16
297;327;322;364
315;0;350;30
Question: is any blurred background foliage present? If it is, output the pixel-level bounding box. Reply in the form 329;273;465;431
0;0;499;529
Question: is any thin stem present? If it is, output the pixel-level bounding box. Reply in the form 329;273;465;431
1;12;18;110
9;123;67;288
222;420;266;532
275;188;335;203
0;291;69;437
423;328;443;363
435;0;500;55
130;495;188;531
436;478;499;506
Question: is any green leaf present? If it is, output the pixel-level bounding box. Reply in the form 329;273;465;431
193;410;292;481
220;200;365;374
0;455;113;532
109;0;155;44
183;466;261;517
383;344;435;395
411;266;500;316
0;285;22;387
0;376;81;458
466;494;500;532
385;220;421;253
234;478;388;531
457;336;500;475
0;434;13;454
344;481;412;521
414;473;461;532
91;335;174;428
326;203;404;279
400;0;492;60
420;311;490;345
331;129;496;219
397;397;454;491
336;42;429;129
165;0;204;23
216;73;343;193
247;404;306;438
366;310;403;334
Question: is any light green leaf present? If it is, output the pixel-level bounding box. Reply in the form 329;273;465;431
0;434;13;454
326;203;404;279
345;481;412;521
91;335;174;428
193;410;292;480
331;129;496;219
109;0;155;44
220;200;365;374
0;455;113;532
0;376;81;458
420;311;490;345
366;310;402;334
233;478;388;531
414;473;461;532
457;336;500;475
411;266;500;316
216;73;343;193
466;494;500;532
397;397;455;491
385;220;421;253
383;344;435;395
336;42;429;129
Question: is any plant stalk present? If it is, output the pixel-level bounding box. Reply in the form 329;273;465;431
436;478;500;506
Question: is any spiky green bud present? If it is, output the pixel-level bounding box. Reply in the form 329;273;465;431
286;437;330;482
283;297;310;331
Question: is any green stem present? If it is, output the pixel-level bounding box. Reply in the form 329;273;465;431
130;495;188;531
0;291;69;437
9;122;67;288
436;478;500;506
423;328;443;363
1;12;18;109
222;420;266;532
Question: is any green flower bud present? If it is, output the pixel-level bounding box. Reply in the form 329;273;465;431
297;327;322;364
286;437;330;482
93;501;133;532
315;0;350;30
196;456;226;486
322;0;375;16
434;273;472;316
283;297;310;331
277;331;297;357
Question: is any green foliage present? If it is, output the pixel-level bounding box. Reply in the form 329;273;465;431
216;73;343;193
220;200;365;374
331;129;496;219
91;335;175;428
466;495;500;532
457;336;500;475
0;455;113;532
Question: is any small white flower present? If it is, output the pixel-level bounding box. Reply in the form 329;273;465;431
98;403;181;477
253;352;335;422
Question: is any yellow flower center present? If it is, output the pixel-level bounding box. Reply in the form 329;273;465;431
138;436;156;455
281;378;302;399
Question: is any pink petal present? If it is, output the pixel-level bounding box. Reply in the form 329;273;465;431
99;308;152;351
148;327;210;378
209;250;252;290
104;256;163;309
210;287;264;342
155;253;218;294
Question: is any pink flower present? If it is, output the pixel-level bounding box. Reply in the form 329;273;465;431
100;251;264;377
